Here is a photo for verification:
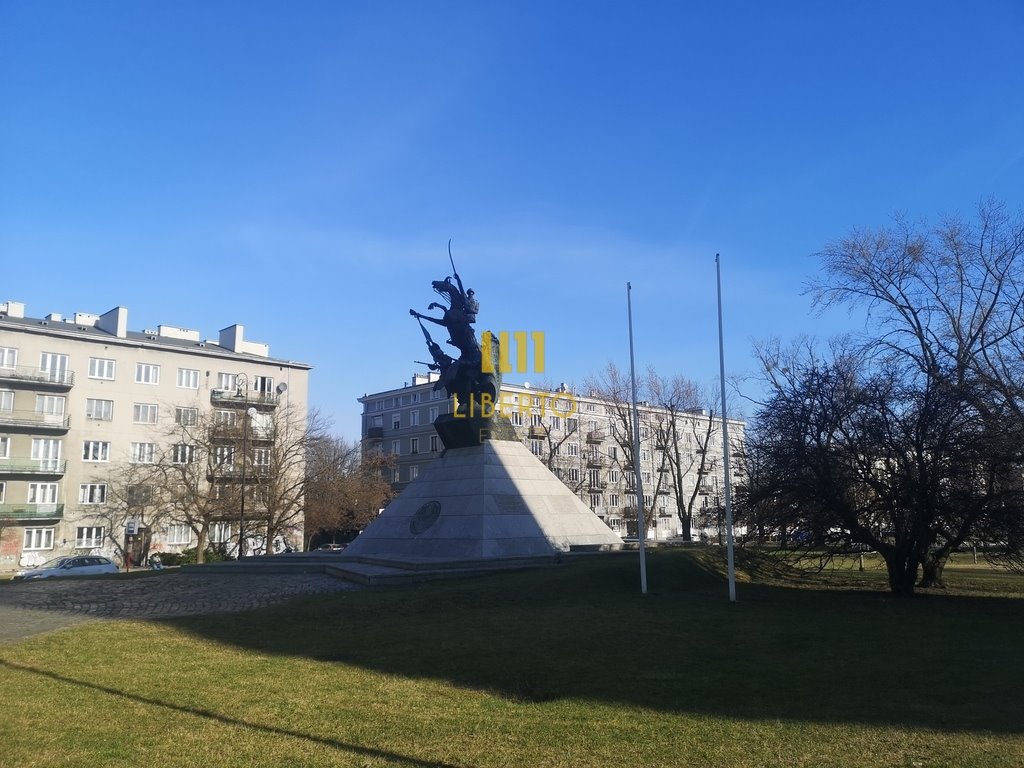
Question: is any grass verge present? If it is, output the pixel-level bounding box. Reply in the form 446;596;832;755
1;548;1022;767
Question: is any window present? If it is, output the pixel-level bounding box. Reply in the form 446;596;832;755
640;427;650;439
585;403;595;412
567;418;579;433
430;435;439;452
391;440;401;455
590;470;601;485
35;395;66;415
31;438;61;470
608;446;618;459
567;443;580;457
411;392;420;403
510;410;523;426
213;446;234;468
135;363;160;384
609;470;620;483
429;406;439;422
392;468;400;483
133;403;159;424
210;521;232;543
431;389;442;400
610;494;620;507
530;440;543;456
410;411;420;427
643;472;652;484
254;376;274;394
127;485;154;506
568;468;581;482
217;373;237;390
215;410;236;426
410;437;420;455
392;414;401;430
0;346;17;368
130;442;155;464
550;416;561;431
590;493;602;508
76;526;104;548
177;368;200;389
167;524;191;545
83;441;111;462
175;407;198;426
39;352;69;383
88;357;116;380
86;398;114;421
254;448;271;467
531;413;544;427
172;444;196;464
0;481;5;502
641;449;651;462
0;436;9;458
79;484;107;504
374;400;383;411
410;465;419;480
28;483;59;504
0;390;12;411
23;528;54;550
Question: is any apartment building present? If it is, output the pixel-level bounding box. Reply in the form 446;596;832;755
0;300;310;572
359;374;745;541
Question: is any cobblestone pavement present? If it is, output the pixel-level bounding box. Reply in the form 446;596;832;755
0;571;358;644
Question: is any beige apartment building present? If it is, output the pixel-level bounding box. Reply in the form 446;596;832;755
0;300;310;573
359;374;745;541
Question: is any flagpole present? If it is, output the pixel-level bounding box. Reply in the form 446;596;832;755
716;254;737;602
627;282;648;595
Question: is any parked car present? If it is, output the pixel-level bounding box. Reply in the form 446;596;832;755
12;556;120;581
317;543;346;552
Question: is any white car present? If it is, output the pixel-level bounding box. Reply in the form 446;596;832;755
12;555;120;581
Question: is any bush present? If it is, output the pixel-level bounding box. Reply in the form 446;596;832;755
175;547;232;565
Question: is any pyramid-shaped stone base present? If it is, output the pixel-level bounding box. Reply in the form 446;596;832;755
341;440;623;566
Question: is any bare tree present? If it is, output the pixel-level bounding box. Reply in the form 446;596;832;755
586;363;669;538
304;436;395;549
745;201;1024;592
94;462;168;566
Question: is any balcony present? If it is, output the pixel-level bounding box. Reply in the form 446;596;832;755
210;389;279;409
586;429;605;443
0;503;64;521
0;459;67;476
0;410;70;432
528;425;548;439
366;427;384;439
0;365;74;389
588;480;608;490
209;423;276;442
586;455;606;468
658;465;670;473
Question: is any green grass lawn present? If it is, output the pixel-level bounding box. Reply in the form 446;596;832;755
1;548;1022;767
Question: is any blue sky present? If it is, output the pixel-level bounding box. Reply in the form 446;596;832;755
2;1;1022;438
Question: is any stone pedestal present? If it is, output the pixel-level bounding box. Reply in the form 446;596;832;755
341;439;623;566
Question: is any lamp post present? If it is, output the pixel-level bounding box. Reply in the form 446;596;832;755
238;403;257;559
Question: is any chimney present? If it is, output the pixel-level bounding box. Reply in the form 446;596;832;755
97;306;128;338
0;301;25;318
219;324;244;352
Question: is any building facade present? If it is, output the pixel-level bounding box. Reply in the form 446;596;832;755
359;374;745;541
0;300;310;572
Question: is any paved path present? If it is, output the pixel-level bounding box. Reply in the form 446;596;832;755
0;571;358;644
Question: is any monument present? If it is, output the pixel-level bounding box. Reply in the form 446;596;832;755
338;245;622;581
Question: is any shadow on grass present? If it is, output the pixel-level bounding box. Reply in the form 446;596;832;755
0;658;461;768
160;549;1024;734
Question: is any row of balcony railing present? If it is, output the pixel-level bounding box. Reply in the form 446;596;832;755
0;365;74;387
0;410;71;430
210;389;280;407
0;503;64;520
0;459;67;475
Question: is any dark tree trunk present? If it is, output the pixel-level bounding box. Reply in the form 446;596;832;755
885;554;919;595
919;555;947;588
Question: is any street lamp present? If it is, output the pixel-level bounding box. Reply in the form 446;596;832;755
238;404;257;558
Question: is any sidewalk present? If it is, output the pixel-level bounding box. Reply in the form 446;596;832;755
0;570;358;644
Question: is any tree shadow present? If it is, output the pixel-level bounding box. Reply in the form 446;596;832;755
156;549;1024;734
